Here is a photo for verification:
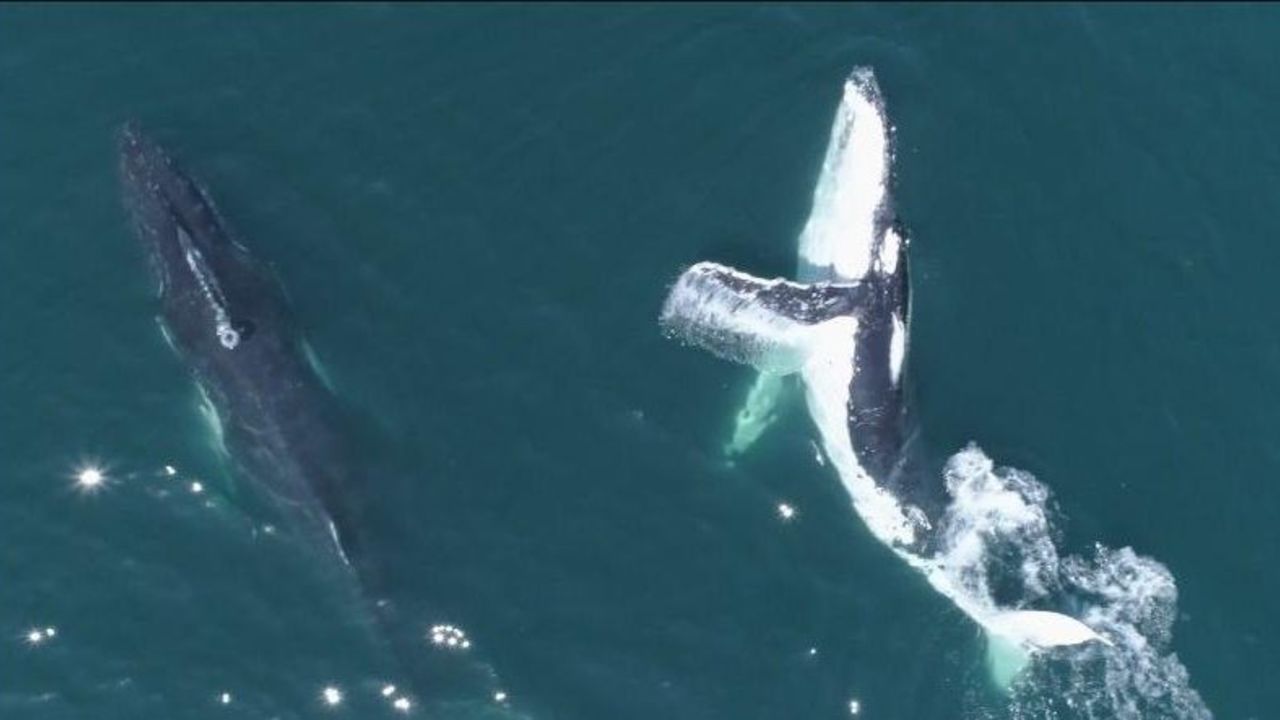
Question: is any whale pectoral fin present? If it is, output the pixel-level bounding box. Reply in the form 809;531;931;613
724;371;790;457
660;261;864;375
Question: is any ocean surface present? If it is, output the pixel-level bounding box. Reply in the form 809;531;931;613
3;4;1278;719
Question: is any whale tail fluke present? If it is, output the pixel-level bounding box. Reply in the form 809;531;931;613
659;261;864;375
982;609;1113;689
986;609;1113;649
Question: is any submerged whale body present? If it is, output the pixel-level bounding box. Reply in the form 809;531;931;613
659;68;1110;664
117;125;509;710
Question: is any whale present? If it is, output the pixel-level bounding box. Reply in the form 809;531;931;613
117;125;504;709
118;124;359;566
659;68;1111;674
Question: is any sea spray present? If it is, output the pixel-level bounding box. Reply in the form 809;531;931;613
931;446;1209;718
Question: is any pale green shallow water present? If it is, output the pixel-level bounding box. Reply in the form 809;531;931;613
4;5;1279;719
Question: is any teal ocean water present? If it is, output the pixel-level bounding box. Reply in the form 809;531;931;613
4;4;1278;719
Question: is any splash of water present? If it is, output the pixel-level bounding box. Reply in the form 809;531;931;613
932;445;1210;719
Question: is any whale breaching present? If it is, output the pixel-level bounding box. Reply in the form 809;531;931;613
659;68;1111;675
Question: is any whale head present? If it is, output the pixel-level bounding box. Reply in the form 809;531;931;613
118;123;286;361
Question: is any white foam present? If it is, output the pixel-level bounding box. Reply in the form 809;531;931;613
793;418;1206;715
798;71;891;283
922;446;1210;718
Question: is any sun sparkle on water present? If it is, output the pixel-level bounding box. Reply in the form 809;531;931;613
74;465;106;492
428;624;471;650
23;626;56;646
321;686;343;706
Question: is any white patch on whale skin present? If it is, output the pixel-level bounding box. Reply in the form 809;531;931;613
878;225;901;275
798;71;890;283
327;520;352;567
175;226;240;349
302;339;337;393
195;382;227;457
889;314;906;386
157;318;179;354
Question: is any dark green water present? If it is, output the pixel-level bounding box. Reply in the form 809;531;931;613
4;4;1278;719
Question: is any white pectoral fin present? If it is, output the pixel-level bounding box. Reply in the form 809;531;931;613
798;67;892;283
725;372;789;457
660;261;863;375
987;610;1113;649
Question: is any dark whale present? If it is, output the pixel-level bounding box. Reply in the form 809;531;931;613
117;125;508;711
118;124;359;566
